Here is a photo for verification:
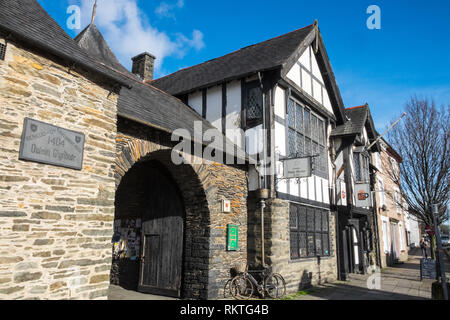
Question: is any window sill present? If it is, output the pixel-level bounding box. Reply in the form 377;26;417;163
289;256;334;264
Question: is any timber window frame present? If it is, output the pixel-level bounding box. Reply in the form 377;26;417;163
353;151;370;183
289;203;330;260
243;80;264;130
286;97;328;179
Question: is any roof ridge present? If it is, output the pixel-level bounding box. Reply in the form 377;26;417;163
151;23;315;83
346;105;368;110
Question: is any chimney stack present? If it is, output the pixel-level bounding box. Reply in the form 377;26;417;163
131;52;155;82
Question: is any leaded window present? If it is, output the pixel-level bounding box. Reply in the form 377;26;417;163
290;203;331;259
244;81;263;129
286;98;328;178
354;152;370;183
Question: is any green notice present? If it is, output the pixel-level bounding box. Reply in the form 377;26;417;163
227;224;239;251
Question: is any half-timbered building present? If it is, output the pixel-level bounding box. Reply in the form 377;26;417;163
152;21;349;292
330;104;380;279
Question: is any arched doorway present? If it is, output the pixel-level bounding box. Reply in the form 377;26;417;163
112;159;185;298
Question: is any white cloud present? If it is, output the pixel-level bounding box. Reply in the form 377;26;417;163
155;0;184;19
71;0;204;75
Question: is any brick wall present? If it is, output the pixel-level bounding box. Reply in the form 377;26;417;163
0;39;119;299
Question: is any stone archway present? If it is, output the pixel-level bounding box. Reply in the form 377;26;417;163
112;120;248;300
112;133;214;299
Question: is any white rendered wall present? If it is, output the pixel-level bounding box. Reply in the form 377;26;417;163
188;90;203;115
225;80;243;148
286;46;334;114
206;86;222;132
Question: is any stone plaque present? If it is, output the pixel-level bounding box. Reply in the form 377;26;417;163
19;118;85;170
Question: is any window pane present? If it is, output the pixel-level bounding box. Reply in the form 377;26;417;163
295;104;303;132
247;87;263;120
315;210;322;232
287;99;295;128
312;142;318;158
354;153;361;181
290;232;299;259
307;233;315;257
307;208;315;231
299;232;307;257
311;115;318;142
304;109;311;137
315;233;322;255
322;234;329;256
305;138;311;157
322;211;329;232
319;146;326;172
296;132;304;158
290;205;298;230
288;129;296;157
298;206;307;231
319;120;325;145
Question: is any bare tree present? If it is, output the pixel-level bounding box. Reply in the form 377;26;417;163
386;97;449;230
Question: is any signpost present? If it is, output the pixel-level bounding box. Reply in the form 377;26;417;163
19;118;85;170
355;183;372;208
279;157;312;179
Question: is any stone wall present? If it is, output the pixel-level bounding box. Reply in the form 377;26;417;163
115;119;248;299
0;39;119;299
248;198;338;294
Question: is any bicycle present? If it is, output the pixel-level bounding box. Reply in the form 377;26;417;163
229;265;286;300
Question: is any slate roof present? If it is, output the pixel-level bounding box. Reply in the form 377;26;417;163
151;24;315;95
74;23;130;74
0;0;129;87
331;105;369;137
71;22;253;163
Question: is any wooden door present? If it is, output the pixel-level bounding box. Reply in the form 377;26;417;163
138;163;184;298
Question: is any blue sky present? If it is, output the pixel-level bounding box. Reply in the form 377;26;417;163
37;0;450;132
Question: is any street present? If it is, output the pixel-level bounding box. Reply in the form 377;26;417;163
286;248;450;300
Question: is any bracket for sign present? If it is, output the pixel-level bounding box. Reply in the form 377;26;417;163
274;152;319;187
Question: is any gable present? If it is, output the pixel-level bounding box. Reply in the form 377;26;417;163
286;45;333;114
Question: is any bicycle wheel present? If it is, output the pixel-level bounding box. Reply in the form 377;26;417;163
272;273;286;297
265;273;286;299
230;275;254;300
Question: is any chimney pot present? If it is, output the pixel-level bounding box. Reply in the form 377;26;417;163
131;52;155;81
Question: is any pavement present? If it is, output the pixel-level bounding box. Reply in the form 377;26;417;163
108;285;178;300
286;248;450;300
107;248;449;300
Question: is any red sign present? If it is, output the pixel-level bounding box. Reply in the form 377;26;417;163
425;226;435;236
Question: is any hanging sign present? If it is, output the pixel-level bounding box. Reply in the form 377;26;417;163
227;224;239;251
19;118;85;170
355;183;372;207
281;157;312;179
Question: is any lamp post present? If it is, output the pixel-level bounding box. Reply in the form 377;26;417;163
432;204;448;300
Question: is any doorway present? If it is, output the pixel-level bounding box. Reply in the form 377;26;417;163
112;160;185;298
